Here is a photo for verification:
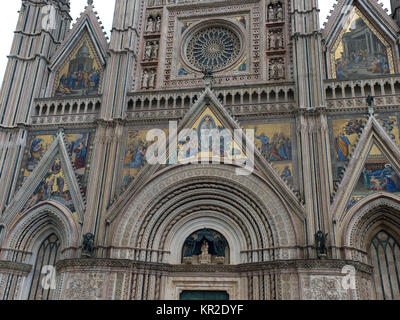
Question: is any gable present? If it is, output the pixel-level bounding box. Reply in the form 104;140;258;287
329;5;395;79
331;116;400;222
347;143;400;210
173;107;247;164
16;129;95;198
110;88;304;222
53;33;104;97
24;157;78;222
4;133;87;225
47;4;108;98
323;0;399;79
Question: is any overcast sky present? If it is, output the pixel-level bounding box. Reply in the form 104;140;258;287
0;0;392;84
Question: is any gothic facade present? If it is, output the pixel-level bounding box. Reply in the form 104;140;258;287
0;0;400;300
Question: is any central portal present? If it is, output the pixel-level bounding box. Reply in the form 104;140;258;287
180;291;230;300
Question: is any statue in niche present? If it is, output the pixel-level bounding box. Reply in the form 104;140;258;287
267;2;284;22
182;229;228;265
271;60;279;79
146;16;154;32
144;41;153;60
142;69;150;88
199;240;211;265
276;3;284;21
155;16;162;32
149;69;157;88
315;231;328;258
269;31;276;50
82;233;95;258
274;31;283;49
277;58;285;78
201;241;209;255
268;4;275;22
152;41;159;60
270;58;285;80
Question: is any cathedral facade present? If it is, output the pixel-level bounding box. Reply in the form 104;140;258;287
0;0;400;300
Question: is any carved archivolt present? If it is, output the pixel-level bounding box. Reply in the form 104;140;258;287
342;194;400;262
1;201;80;263
111;165;300;263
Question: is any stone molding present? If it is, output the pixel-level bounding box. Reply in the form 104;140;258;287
0;260;32;275
56;258;373;275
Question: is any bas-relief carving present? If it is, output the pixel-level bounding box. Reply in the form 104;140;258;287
63;272;106;300
301;275;350;300
3;0;400;302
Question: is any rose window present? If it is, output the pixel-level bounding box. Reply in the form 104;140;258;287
185;26;242;72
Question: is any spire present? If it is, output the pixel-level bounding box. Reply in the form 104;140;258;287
88;0;94;6
391;0;400;26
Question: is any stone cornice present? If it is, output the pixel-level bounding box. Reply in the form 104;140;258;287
0;260;32;275
55;258;373;275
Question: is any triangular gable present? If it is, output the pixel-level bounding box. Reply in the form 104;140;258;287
109;87;305;222
331;116;400;223
16;130;95;199
347;143;400;211
4;133;86;225
48;4;108;97
323;0;399;44
168;106;247;165
50;4;108;69
23;157;78;221
323;0;399;79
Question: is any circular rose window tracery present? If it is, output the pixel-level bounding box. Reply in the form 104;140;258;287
184;25;242;72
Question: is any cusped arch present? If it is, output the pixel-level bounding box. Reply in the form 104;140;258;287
111;165;300;264
0;201;80;263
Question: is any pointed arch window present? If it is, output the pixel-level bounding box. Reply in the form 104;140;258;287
28;234;61;300
370;231;400;300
